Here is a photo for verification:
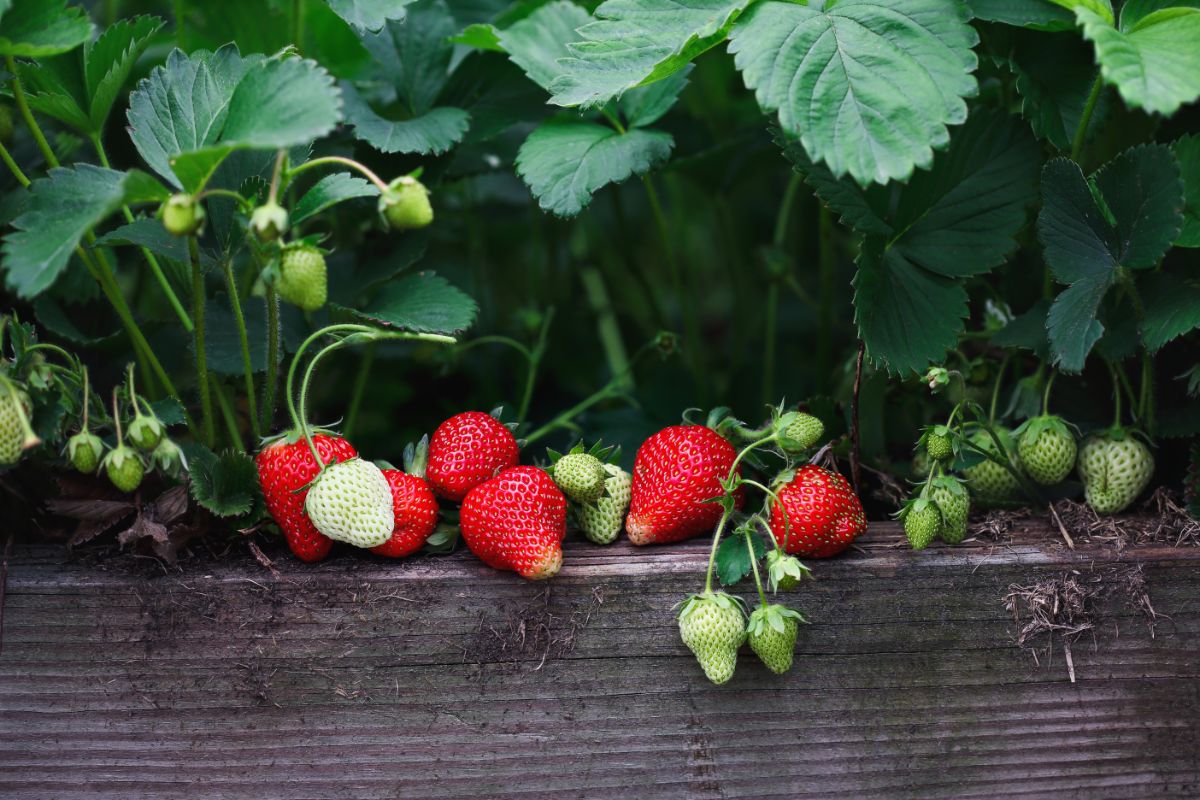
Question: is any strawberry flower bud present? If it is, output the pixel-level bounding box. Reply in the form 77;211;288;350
160;193;205;236
250;201;289;243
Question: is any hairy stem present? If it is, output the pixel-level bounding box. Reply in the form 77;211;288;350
746;530;768;609
343;341;377;439
221;257;260;439
1071;75;1103;162
6;57;59;168
189;237;215;447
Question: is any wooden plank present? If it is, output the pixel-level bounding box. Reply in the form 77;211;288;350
1;520;1198;799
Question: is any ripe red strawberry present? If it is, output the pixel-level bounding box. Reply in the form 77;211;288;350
256;433;357;562
459;466;566;579
425;411;519;502
626;425;744;546
370;470;439;558
768;465;867;558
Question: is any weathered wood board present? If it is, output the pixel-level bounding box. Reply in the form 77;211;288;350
1;521;1198;799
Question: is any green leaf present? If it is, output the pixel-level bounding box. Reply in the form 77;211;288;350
991;299;1051;359
776;129;892;236
346;1;471;155
127;47;341;191
496;0;591;92
1;166;165;298
184;445;261;518
1139;271;1200;352
516;118;673;217
853;243;969;375
618;66;691;128
292;172;381;224
1010;30;1109;151
342;85;470;155
967;0;1075;29
85;16;164;131
549;0;752;109
1078;3;1200;116
451;23;504;52
149;396;187;427
0;0;93;57
729;0;978;186
351;272;478;334
1037;147;1183;370
327;0;417;31
205;294;272;375
94;218;215;269
842;112;1040;373
1175;134;1200;248
715;529;766;586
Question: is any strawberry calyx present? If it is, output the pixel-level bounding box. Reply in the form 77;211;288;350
746;603;807;636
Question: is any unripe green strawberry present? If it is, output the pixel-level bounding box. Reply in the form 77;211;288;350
678;591;746;685
127;413;164;451
1078;431;1154;515
747;604;805;674
552;452;607;504
574;463;631;545
765;550;810;592
904;500;941;551
67;431;105;474
963;428;1022;505
379;176;433;231
0;386;34;465
277;243;327;311
929;476;970;544
304;457;395;548
1016;415;1077;486
250;202;288;243
160;193;204;236
103;445;145;493
926;428;953;462
151;438;187;479
778;412;824;452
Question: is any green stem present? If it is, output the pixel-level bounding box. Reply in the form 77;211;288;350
703;511;732;595
746;530;768;609
1041;369;1057;417
6;57;59;168
292;0;305;52
0;141;30;186
221;257;260;439
92;135;193;332
987;354;1011;424
286;156;389;192
742;478;786;554
1070;75;1103;162
343;341;377;439
762;281;779;406
581;267;632;393
1106;359;1123;428
211;377;245;452
173;0;185;48
519;310;553;425
189;237;215;447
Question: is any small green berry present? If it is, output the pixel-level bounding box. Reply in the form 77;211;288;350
904;501;941;551
250;202;289;243
552;452;607;504
277;243;327;311
127;414;164;451
151;438;187;479
160;194;205;236
778;412;824;453
103;445;145;493
67;431;106;474
926;430;953;462
379;176;434;231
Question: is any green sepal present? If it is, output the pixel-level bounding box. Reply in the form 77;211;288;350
747;603;807;637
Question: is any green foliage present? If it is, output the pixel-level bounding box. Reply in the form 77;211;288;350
185;444;262;517
0;0;93;57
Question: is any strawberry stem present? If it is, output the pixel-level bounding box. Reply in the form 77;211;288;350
703;510;732;595
286;155;391;193
111;389;124;447
741;478;786;554
745;530;768;609
1041;370;1057;417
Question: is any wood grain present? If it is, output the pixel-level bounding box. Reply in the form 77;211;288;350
1;521;1198;799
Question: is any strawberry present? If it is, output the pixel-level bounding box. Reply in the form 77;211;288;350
0;385;34;465
747;604;805;674
777;411;824;453
103;445;144;492
379;176;433;231
127;412;164;451
160;193;204;236
551;452;608;504
929;475;969;544
425;411;519;502
925;426;953;463
150;437;187;480
305;458;395;548
963;428;1022;505
1078;429;1154;515
765;550;811;592
1016;415;1077;486
574;463;631;545
626;425;744;546
370;469;439;558
459;465;567;579
767;465;867;558
277;243;327;312
678;591;747;684
67;431;105;473
256;433;357;563
903;500;941;550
